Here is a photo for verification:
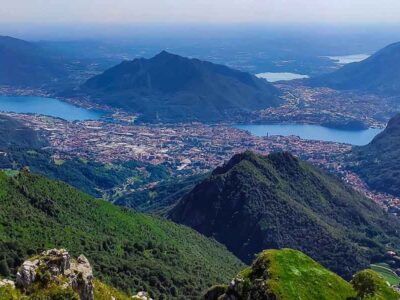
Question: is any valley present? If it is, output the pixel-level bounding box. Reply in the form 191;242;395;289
2;17;400;299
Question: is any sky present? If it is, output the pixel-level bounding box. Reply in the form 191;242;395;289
1;0;400;24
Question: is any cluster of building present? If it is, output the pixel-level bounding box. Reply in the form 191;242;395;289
7;112;350;172
256;84;400;128
9;111;400;213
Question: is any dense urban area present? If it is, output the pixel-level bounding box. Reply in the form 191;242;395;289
4;107;400;215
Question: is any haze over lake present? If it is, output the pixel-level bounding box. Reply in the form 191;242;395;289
0;96;105;121
256;72;309;82
234;124;383;146
326;54;370;64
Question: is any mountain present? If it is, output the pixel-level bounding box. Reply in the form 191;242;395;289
170;151;400;279
0;115;47;149
349;113;400;198
309;42;400;95
0;169;244;299
0;36;68;87
80;51;281;122
204;248;400;300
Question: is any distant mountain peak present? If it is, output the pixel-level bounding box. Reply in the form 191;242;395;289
154;50;176;58
309;41;400;95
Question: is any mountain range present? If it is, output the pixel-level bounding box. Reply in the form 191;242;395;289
80;51;281;122
170;151;400;279
309;41;400;95
349;113;400;199
0;36;69;87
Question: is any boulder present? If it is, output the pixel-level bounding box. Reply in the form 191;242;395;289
16;249;93;300
132;291;153;300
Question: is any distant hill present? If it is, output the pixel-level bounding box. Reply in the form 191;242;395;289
0;114;47;149
309;42;400;95
204;248;400;300
349;113;400;198
80;51;281;122
0;36;68;87
0;170;244;299
170;151;400;279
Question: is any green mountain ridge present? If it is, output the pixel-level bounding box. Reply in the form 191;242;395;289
349;113;400;199
0;169;244;299
170;151;400;279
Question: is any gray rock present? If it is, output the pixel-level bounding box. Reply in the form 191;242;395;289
15;248;94;300
16;259;39;290
0;279;15;288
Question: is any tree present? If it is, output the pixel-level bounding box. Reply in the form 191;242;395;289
351;270;377;299
0;259;10;277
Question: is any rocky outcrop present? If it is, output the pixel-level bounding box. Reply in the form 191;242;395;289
15;248;94;300
0;279;15;288
132;291;153;300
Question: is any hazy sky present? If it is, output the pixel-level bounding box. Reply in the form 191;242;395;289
1;0;400;24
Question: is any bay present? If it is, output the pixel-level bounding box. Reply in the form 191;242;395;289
234;124;383;146
0;96;105;121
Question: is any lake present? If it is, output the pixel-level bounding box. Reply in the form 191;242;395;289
256;72;309;82
325;54;370;65
234;124;383;146
0;96;105;121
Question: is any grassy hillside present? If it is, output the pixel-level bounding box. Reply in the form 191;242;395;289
0;170;244;299
238;249;355;300
370;263;400;286
171;151;400;279
352;269;400;300
205;249;400;300
0;115;47;149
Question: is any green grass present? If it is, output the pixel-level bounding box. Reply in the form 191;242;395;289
2;169;19;177
207;249;400;300
258;249;356;300
371;264;400;286
53;159;65;165
353;269;400;300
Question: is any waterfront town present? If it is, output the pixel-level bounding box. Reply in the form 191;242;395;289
4;111;400;215
256;83;400;128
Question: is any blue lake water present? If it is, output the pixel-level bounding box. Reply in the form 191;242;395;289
234;124;383;146
325;54;370;65
0;96;105;121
